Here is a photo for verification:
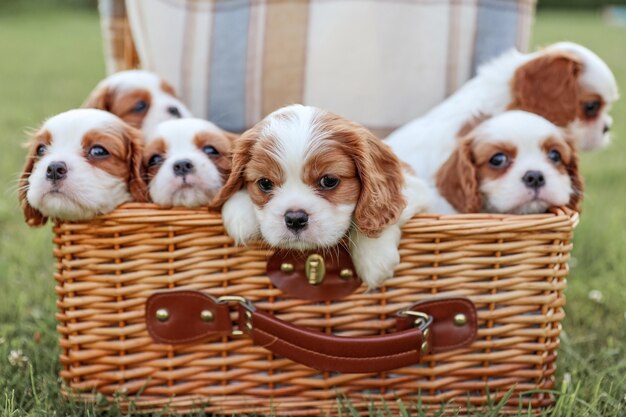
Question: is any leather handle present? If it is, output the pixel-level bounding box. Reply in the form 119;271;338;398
241;305;431;373
145;292;477;373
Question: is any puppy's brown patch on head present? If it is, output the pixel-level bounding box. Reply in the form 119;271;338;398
19;129;51;227
193;131;234;181
304;141;360;206
142;137;168;182
244;135;284;208
472;141;518;181
160;80;177;97
436;138;482;213
316;112;406;237
541;135;572;175
509;52;583;127
82;124;148;202
109;89;152;129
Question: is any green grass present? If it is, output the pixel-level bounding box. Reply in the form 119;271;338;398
0;7;625;417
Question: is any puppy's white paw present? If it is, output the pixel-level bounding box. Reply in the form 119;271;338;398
350;226;402;289
222;190;260;245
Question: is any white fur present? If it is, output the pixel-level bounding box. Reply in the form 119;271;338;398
386;42;618;199
26;109;133;221
147;118;226;207
91;70;193;138
222;104;431;288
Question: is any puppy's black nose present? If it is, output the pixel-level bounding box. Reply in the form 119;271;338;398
167;106;182;118
46;161;67;182
284;210;309;232
173;159;194;177
603;124;610;134
522;170;545;189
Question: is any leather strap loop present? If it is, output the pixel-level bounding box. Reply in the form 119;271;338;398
145;291;477;373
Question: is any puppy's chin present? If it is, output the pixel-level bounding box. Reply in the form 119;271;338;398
30;189;125;221
166;186;212;208
485;190;566;215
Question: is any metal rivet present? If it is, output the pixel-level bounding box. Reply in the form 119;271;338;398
453;313;467;327
423;329;430;340
281;263;294;273
245;310;252;319
155;308;170;322
245;321;253;331
200;310;214;322
339;269;354;280
421;341;429;354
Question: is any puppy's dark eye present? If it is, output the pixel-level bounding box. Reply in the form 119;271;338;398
148;154;163;167
489;153;508;168
203;145;219;156
36;144;46;157
319;175;340;190
257;178;274;193
582;100;601;118
132;100;149;113
547;149;561;163
88;145;109;158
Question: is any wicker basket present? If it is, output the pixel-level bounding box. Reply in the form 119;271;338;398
53;204;577;415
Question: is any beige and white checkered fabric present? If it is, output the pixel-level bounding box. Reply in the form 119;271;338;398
99;0;536;135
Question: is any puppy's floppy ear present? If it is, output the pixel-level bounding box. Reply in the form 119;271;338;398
510;52;583;127
210;127;257;208
335;120;406;237
19;131;48;227
563;133;584;212
82;84;112;110
436;137;482;213
122;124;149;202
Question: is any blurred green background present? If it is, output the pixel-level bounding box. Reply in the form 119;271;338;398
0;1;625;417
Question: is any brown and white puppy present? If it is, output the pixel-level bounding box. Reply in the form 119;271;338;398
387;42;618;187
143;118;235;207
435;111;582;214
212;104;430;288
19;109;148;226
82;70;192;137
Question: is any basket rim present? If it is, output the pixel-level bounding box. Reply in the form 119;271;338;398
52;204;579;236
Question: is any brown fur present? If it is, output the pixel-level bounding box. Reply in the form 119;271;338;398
436;139;482;213
142;137;168;183
211;124;264;208
160;80;177;96
19;130;50;227
318;113;406;237
193;131;235;181
82;86;152;129
509;52;583;127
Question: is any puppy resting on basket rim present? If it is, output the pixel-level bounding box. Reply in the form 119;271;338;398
211;104;431;289
19;109;148;226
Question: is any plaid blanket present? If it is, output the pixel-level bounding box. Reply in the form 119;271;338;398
99;0;536;135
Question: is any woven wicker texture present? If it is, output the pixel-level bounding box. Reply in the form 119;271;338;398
54;204;578;415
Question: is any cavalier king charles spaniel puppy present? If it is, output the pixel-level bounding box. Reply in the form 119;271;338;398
19;109;148;226
387;42;618;172
212;104;430;289
143;118;236;207
433;111;582;214
82;70;192;137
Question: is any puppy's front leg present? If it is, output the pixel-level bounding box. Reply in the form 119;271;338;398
222;190;260;245
350;225;402;289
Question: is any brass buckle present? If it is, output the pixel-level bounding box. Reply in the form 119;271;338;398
398;310;431;328
217;296;255;336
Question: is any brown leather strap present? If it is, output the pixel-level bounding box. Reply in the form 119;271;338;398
145;291;477;373
240;305;431;373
